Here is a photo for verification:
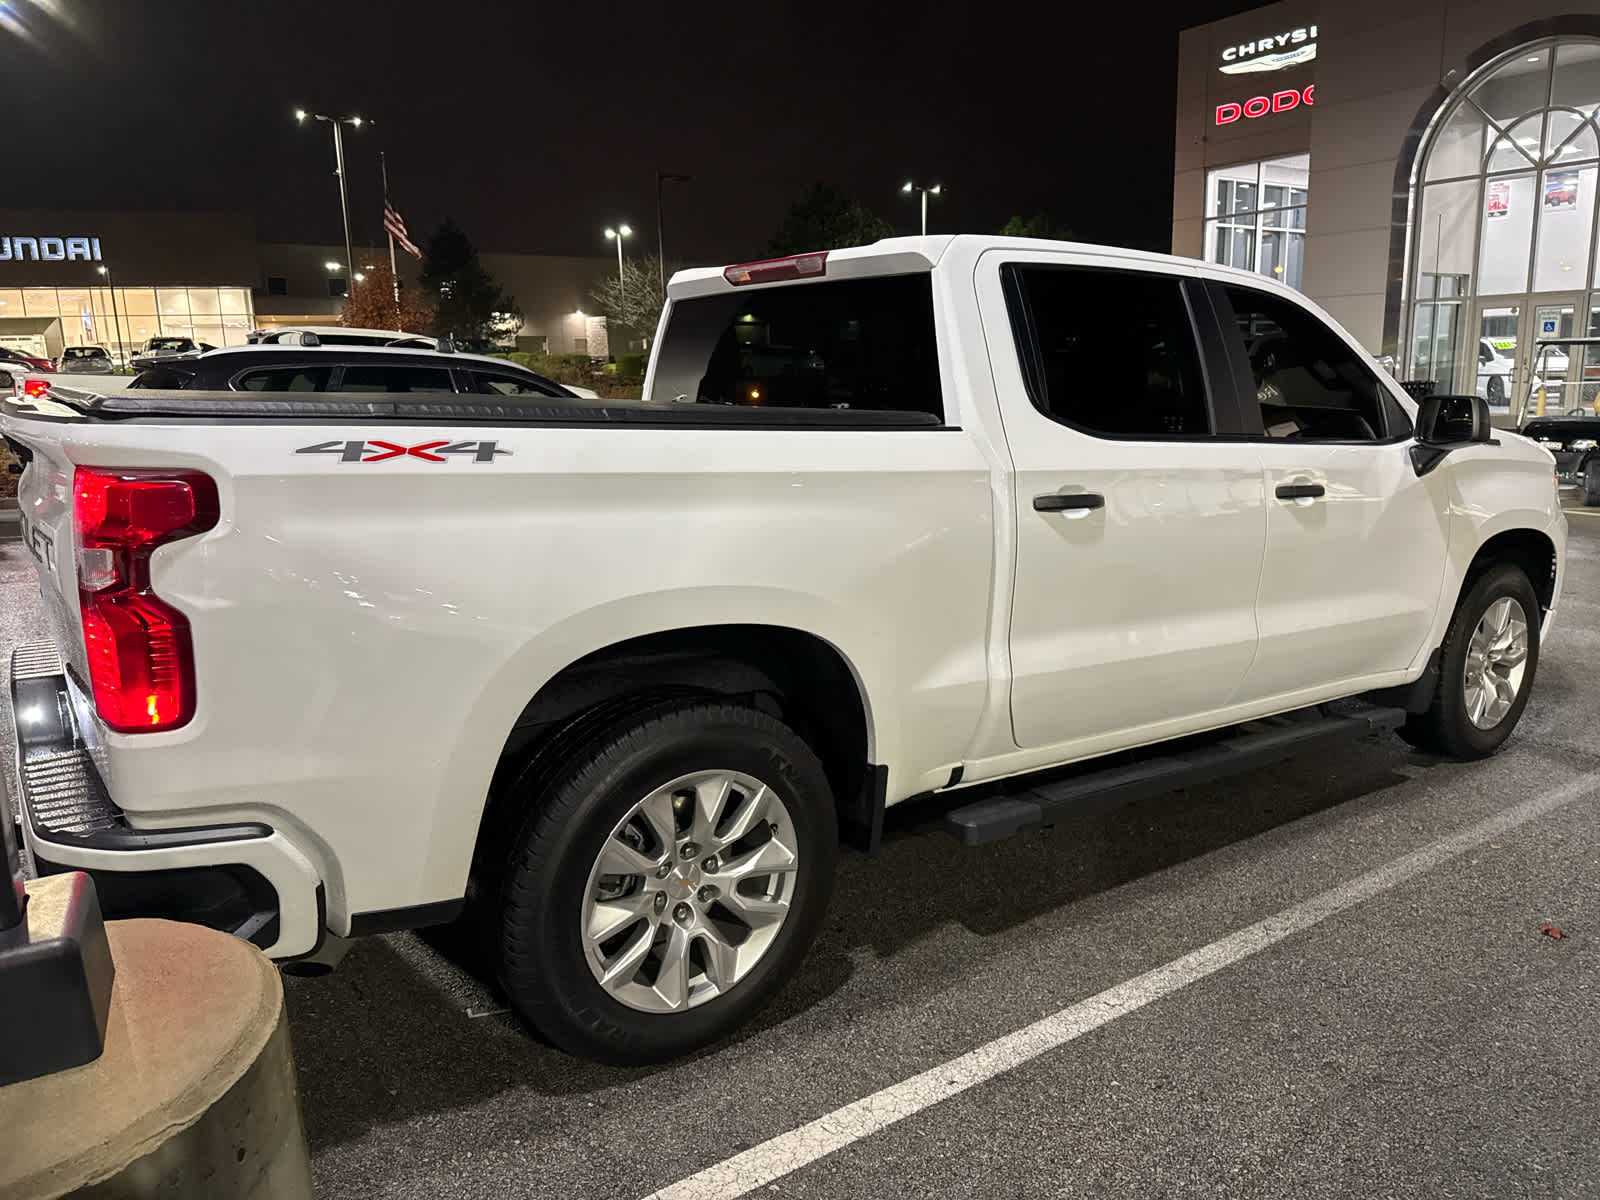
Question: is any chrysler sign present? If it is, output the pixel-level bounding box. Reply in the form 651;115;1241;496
0;236;103;262
1216;84;1315;125
1220;26;1317;74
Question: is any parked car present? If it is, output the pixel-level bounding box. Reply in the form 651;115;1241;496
1521;410;1600;504
0;345;54;372
131;336;214;362
125;343;582;398
1475;336;1570;407
2;235;1567;1065
247;324;438;349
243;326;603;398
55;345;114;374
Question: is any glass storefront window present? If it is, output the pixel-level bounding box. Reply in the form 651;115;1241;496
22;289;58;317
1478;173;1536;294
188;288;221;316
1409;37;1600;389
1533;165;1597;291
119;288;157;316
1553;42;1600;115
218;288;250;316
1202;155;1309;289
156;288;187;315
1426;104;1490;181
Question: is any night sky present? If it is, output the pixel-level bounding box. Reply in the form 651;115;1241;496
3;0;1255;266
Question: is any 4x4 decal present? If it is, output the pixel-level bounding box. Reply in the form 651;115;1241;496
296;439;511;464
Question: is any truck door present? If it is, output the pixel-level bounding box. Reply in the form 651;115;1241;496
1211;282;1451;704
977;251;1267;752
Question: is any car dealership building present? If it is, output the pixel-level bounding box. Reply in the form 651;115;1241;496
0;208;621;364
1174;2;1600;414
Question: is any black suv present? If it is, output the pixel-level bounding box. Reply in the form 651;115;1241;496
127;345;578;398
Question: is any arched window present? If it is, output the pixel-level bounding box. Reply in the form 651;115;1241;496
1408;38;1600;412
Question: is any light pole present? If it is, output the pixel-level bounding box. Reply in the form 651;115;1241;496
605;224;633;305
656;170;691;297
96;265;126;366
902;181;943;236
295;109;368;287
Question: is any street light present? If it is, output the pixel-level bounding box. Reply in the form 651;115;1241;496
656;170;691;297
96;264;126;367
605;224;633;305
902;181;943;236
295;108;370;288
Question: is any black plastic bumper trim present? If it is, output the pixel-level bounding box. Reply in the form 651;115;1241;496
10;645;273;851
347;897;465;937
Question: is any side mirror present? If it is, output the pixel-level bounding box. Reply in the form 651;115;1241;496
1411;393;1494;476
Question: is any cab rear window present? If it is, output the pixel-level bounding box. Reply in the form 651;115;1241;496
649;274;943;421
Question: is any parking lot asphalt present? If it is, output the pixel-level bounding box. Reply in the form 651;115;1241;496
3;511;1598;1200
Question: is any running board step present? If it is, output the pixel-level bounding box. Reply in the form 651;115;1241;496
944;704;1407;847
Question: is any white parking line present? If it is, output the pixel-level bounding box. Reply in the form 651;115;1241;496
642;772;1600;1200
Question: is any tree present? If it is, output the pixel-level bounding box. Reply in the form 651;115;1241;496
340;263;435;334
998;212;1073;241
589;253;667;347
767;181;893;256
418;218;522;347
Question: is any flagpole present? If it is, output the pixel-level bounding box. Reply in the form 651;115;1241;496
381;150;401;331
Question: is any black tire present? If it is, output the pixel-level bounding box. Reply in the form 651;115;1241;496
1401;564;1540;759
1486;374;1505;407
1584;458;1600;508
497;701;837;1064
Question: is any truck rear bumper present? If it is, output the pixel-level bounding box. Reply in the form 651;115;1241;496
7;642;325;958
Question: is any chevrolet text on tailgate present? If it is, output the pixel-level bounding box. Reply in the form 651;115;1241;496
1;236;1566;1064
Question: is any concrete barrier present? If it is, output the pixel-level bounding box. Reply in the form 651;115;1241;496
0;919;314;1199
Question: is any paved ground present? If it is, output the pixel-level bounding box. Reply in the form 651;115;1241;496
3;507;1598;1199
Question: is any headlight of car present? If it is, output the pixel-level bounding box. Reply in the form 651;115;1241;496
1571;439;1597;451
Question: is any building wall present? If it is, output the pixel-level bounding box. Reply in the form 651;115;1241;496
1176;0;1600;356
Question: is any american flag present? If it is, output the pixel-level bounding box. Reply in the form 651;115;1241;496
384;201;421;259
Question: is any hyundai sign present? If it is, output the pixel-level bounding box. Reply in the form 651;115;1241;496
0;236;103;262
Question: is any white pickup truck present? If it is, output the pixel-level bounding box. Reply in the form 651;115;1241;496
2;236;1566;1063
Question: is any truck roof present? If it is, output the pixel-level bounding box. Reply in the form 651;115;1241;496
666;234;1301;301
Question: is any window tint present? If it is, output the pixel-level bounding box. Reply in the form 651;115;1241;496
650;274;942;419
338;365;454;393
1007;265;1211;437
266;276;288;296
1225;286;1392;441
470;370;565;397
235;366;334;392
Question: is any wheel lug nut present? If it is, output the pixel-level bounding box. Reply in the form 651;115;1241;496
680;842;699;860
698;885;718;903
656;864;671;879
702;855;719;874
653;893;667;915
673;903;692;923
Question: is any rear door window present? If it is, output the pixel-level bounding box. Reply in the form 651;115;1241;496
1004;264;1212;437
650;274;943;420
337;365;455;393
233;366;334;392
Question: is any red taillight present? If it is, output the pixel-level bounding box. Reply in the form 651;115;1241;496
723;251;828;286
73;469;219;733
22;377;50;398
